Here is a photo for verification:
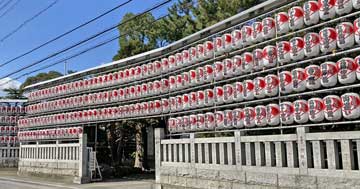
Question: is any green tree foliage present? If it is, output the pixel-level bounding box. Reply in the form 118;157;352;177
20;71;63;89
1;88;26;99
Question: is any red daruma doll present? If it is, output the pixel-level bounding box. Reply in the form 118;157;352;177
291;68;307;92
319;0;336;20
233;108;244;128
294;100;310;124
277;41;291;64
304;32;320;57
323;95;343;121
244;107;256;128
308;98;326;122
254;77;266;99
336;22;355;49
355;18;360;44
280;102;295;125
262;17;276;39
266;104;280;126
234;82;244;101
288;6;304;30
305;65;322;90
336;57;357;84
303;1;320;26
255;105;267;127
319;27;337;53
275;12;290;34
265;74;279;97
320;61;338;87
341;93;360;119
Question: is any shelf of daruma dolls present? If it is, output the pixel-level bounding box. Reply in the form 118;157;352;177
26;5;360;105
25;44;360;118
20;81;360;131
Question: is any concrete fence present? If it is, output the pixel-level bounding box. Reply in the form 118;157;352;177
0;145;19;167
18;134;90;183
155;128;360;188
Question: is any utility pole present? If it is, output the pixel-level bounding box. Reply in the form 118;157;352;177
64;61;67;75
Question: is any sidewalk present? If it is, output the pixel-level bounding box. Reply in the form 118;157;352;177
0;168;158;189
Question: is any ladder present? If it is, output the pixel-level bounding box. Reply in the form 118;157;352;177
88;147;102;182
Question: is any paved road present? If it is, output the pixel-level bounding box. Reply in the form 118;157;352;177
0;179;74;189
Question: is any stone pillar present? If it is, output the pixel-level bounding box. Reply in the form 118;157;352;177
326;140;339;169
74;134;89;184
340;140;354;170
155;128;165;183
190;133;196;165
312;141;325;169
234;131;243;168
297;127;310;175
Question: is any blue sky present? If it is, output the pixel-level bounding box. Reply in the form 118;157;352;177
0;0;173;92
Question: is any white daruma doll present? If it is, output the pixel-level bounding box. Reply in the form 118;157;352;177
277;41;291;64
204;89;214;106
288;6;304;30
294;100;309;124
266;104;280;126
224;58;235;77
276;12;290;34
224;110;233;128
335;0;353;15
279;71;293;94
241;25;253;46
280;102;295;125
336;57;357;84
243;80;255;100
254;77;266;99
318;0;336;20
204;40;214;59
308;98;325;122
241;52;254;73
320;62;338;87
215;111;225;128
354;0;360;9
336;22;355;49
223;84;234;103
232;29;242;49
304;32;320;57
355;18;360;44
222;33;233;52
255;105;267;127
305;65;322;90
303;1;320;25
290;37;305;61
291;68;307;92
244;107;256;128
319;27;337;53
214;86;225;104
356;55;360;80
233;108;244;128
265;74;279;97
323;95;343;121
205;112;215;130
341;93;360;119
262;17;276;39
263;45;277;68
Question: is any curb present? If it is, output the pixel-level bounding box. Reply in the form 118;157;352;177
0;176;79;189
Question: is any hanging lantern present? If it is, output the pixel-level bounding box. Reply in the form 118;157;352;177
292;68;307;92
277;41;291;64
255;105;267;127
275;12;290;34
252;21;263;42
304;32;321;57
280;102;295;125
335;0;353;15
336;57;357;84
254;77;266;99
243;80;255;100
234;82;244;101
294;100;310;124
262;45;277;68
336;22;355;49
244;107;256;128
323;95;343;121
305;65;322;90
319;27;337;53
288;6;305;30
204;89;215;106
320;61;338;87
319;0;336;20
303;1;320;25
341;93;360;119
233;108;245;128
262;17;276;39
308;98;326;122
279;71;293;94
266;104;280;126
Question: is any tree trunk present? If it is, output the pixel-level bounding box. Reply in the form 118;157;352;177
106;123;117;166
134;122;144;170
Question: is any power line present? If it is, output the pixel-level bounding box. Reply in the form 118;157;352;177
0;0;58;42
0;0;172;79
0;14;169;87
0;0;133;68
0;0;12;12
0;0;21;19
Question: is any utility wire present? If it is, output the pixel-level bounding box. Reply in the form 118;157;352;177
0;14;169;87
0;0;21;19
0;0;12;12
0;0;58;42
0;0;172;79
0;0;133;68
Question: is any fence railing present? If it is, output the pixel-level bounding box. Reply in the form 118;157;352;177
0;145;19;167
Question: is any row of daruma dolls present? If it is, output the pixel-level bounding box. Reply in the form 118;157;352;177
0;116;21;124
28;0;360;102
26;53;360;115
27;18;360;109
168;93;360;132
0;136;18;144
0;126;18;134
18;127;83;141
0;106;25;114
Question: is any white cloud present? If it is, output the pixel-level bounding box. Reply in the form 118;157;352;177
0;77;21;97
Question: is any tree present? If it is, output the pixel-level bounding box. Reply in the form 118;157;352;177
1;88;26;99
113;13;160;61
20;71;63;89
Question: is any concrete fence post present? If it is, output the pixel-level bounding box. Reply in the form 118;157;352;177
74;134;89;184
234;130;243;169
155;128;165;183
296;127;310;175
